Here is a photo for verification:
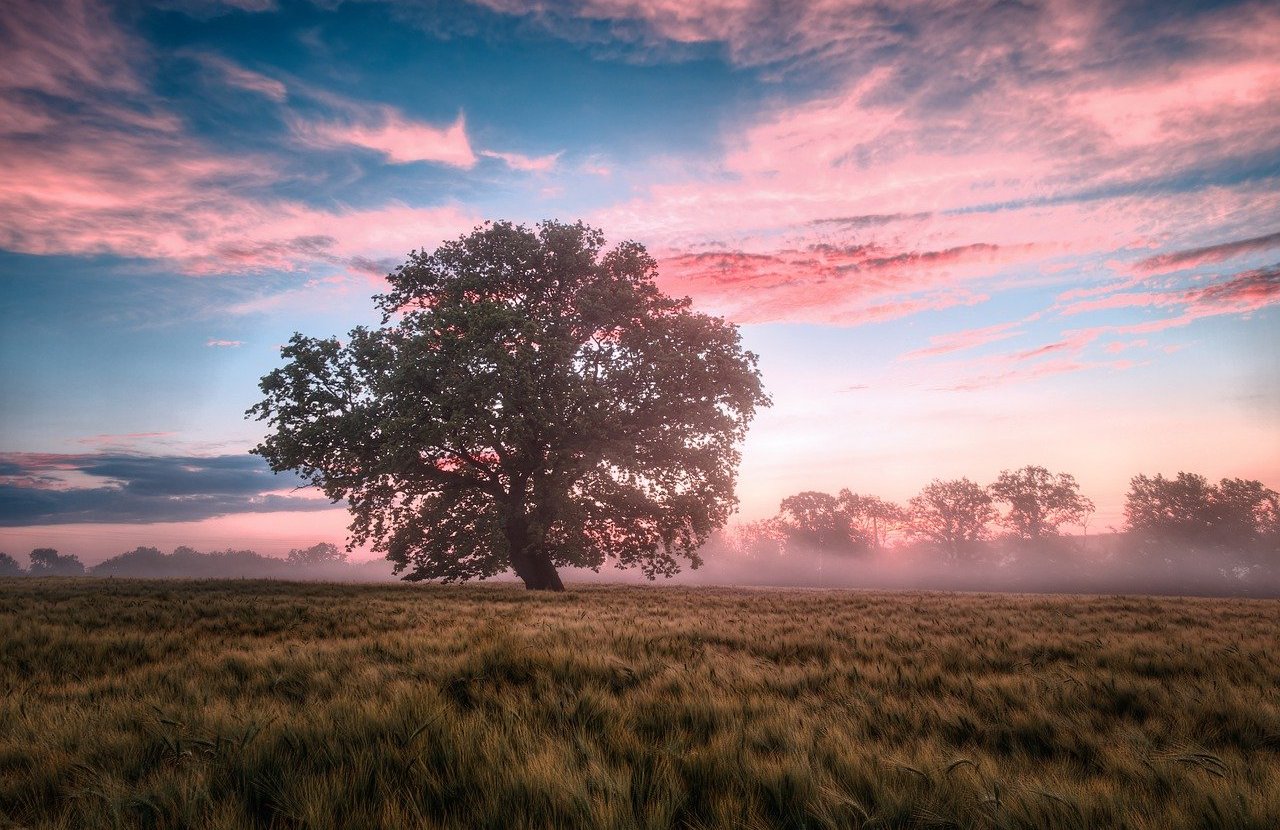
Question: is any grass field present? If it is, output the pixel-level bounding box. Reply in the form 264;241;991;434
1;580;1278;829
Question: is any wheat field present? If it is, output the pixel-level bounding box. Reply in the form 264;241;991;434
1;579;1277;829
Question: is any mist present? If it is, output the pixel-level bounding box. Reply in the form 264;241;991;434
8;531;1274;599
666;534;1280;598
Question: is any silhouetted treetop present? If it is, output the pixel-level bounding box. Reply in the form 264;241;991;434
250;220;769;590
908;478;995;563
27;548;84;577
287;542;347;566
989;465;1094;541
1125;473;1279;556
777;491;867;554
837;490;906;551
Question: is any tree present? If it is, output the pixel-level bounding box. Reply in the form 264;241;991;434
837;490;906;551
776;491;867;553
91;546;165;577
1213;477;1280;551
1125;473;1215;544
988;465;1094;541
0;553;24;576
286;542;348;566
730;519;787;562
907;478;996;563
1125;472;1279;557
249;221;769;590
28;548;85;577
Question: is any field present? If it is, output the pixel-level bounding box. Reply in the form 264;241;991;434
1;580;1278;829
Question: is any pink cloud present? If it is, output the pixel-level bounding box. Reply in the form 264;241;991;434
1104;339;1147;354
197;53;287;101
205;339;244;347
0;4;482;280
902;321;1024;360
580;156;612;177
1134;231;1280;274
1059;291;1171;317
567;1;1279;330
1068;59;1280;150
942;359;1102;392
1185;265;1280;315
1;0;142;99
1061;265;1280;323
479;148;562;172
77;432;175;445
296;108;476;167
903;262;1279;391
654;239;1047;324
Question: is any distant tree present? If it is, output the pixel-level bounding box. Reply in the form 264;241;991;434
1214;478;1280;551
1124;473;1215;542
988;465;1094;541
28;548;85;577
250;221;768;590
92;547;166;577
776;491;868;553
837;490;906;551
1125;473;1280;558
730;519;787;562
286;542;348;566
908;478;996;563
0;552;24;576
203;548;279;577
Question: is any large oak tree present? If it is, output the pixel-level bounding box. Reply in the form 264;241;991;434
249;221;769;590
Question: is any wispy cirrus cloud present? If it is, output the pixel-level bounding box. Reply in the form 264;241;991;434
1134;231;1280;274
896;262;1279;390
0;0;558;282
0;4;482;280
478;148;562;172
939;357;1137;393
195;52;287;101
294;107;477;167
656;240;1036;323
902;321;1025;361
1060;264;1280;319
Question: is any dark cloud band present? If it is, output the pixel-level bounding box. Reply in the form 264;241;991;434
0;452;336;525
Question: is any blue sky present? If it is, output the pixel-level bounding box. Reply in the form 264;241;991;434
1;0;1277;560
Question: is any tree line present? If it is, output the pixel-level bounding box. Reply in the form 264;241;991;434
4;469;1275;591
0;543;386;580
732;466;1279;579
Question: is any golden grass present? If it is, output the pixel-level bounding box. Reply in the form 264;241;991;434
1;579;1278;829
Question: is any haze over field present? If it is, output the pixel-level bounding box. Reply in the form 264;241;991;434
1;0;1278;569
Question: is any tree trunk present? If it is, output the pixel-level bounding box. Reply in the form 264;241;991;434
505;516;565;591
527;553;565;591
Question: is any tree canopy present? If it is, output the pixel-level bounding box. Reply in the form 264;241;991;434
1125;473;1279;555
907;478;996;562
0;553;23;577
838;490;906;551
27;548;84;577
286;542;348;566
989;465;1094;541
776;491;866;553
249;221;769;590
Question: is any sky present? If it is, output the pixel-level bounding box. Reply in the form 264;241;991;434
1;0;1278;563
